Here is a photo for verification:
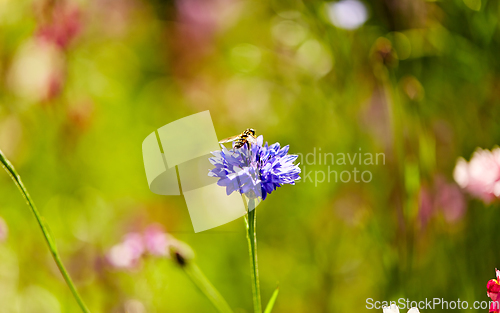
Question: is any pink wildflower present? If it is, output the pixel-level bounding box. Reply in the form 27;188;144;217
454;148;500;203
36;1;82;49
144;224;170;256
106;225;192;269
107;232;144;269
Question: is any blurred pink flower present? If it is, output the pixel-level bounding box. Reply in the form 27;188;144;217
487;269;500;313
418;175;466;227
418;185;434;227
0;217;8;242
36;1;82;49
123;233;145;257
435;176;466;223
177;0;218;35
172;0;241;78
144;224;169;256
453;148;500;203
106;225;192;269
107;232;144;269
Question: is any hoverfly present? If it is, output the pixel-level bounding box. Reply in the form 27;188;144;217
219;128;257;149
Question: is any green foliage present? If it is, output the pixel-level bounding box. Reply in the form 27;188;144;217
0;0;499;312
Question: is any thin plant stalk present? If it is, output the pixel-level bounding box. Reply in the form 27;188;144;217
244;200;262;313
182;262;233;313
0;149;90;313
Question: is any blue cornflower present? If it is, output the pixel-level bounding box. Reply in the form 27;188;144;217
208;135;301;200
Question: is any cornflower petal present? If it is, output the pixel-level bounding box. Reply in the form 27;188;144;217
208;135;301;200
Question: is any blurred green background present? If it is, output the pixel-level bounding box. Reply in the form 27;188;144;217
1;0;500;312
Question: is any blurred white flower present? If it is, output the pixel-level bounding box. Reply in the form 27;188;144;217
8;40;64;102
327;0;368;30
383;304;420;313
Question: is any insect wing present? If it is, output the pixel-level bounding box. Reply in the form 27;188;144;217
219;135;240;143
246;135;258;145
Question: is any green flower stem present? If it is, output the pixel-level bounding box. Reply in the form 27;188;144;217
244;201;262;313
182;262;233;313
0;149;90;313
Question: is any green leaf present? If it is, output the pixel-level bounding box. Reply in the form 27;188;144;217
263;286;279;313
